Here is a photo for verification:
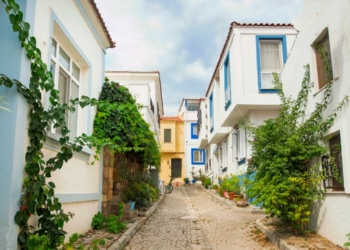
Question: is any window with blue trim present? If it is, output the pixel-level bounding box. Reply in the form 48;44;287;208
191;123;198;139
256;35;287;93
209;92;214;133
224;53;231;110
191;148;205;165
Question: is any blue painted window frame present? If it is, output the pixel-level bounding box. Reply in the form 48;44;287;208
256;35;287;93
209;92;214;133
224;52;231;110
191;123;198;139
191;148;206;165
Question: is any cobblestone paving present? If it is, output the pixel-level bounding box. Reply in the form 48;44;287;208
187;185;277;250
124;185;277;250
124;186;193;250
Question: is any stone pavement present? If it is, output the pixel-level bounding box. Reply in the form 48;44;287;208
124;184;277;250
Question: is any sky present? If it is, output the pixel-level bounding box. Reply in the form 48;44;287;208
95;0;303;116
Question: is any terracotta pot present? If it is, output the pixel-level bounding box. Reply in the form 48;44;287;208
228;191;236;200
223;190;228;199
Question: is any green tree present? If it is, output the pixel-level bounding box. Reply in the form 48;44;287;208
245;62;348;232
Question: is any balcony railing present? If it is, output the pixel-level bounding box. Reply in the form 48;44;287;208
322;153;344;190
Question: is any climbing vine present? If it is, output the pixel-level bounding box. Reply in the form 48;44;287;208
0;0;160;248
92;79;161;169
245;44;348;232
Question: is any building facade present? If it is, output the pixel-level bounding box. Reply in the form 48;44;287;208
280;0;350;245
198;22;297;185
159;116;185;183
178;98;206;179
0;0;114;248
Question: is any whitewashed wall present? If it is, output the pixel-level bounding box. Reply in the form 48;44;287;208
280;0;350;246
34;0;106;238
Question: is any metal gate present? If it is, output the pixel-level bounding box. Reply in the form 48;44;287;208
171;158;182;178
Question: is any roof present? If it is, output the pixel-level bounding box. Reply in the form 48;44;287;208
205;21;293;96
89;0;115;48
105;70;164;116
161;116;183;122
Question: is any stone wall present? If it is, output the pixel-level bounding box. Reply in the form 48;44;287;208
102;149;144;216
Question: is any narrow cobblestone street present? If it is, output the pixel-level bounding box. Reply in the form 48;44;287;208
124;185;277;250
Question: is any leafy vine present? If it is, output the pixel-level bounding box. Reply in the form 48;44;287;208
245;43;348;232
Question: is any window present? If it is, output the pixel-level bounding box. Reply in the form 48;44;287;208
191;123;198;139
49;38;80;138
187;103;199;111
209;92;214;132
224;53;231;110
164;129;171;142
191;148;205;165
256;35;287;92
322;133;344;190
236;127;246;165
314;31;333;89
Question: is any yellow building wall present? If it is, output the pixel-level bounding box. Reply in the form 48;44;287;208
159;118;185;182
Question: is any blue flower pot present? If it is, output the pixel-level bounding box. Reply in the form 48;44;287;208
129;201;136;211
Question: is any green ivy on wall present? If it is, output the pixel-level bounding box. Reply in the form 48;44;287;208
92;79;161;169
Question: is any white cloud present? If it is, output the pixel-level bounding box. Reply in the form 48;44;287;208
95;0;303;115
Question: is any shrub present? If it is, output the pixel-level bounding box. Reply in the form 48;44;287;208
245;60;348;232
203;178;211;188
91;211;105;230
106;214;126;234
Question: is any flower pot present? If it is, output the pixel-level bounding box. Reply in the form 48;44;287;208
129;201;136;211
223;190;228;199
228;191;236;200
185;180;189;185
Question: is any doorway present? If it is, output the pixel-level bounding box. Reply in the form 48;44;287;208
171;158;182;178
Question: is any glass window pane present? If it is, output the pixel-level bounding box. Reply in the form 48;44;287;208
187;103;199;111
194;151;200;162
164;129;171;142
58;72;67;104
261;42;281;70
51;39;57;57
72;62;80;81
193;125;198;136
69;81;79;138
50;60;55;81
59;47;70;71
57;71;68;134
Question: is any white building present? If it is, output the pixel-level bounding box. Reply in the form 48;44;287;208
198;22;297;184
104;71;164;146
0;0;114;247
280;0;350;246
178;98;206;179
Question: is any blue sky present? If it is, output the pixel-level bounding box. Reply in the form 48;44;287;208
95;0;303;116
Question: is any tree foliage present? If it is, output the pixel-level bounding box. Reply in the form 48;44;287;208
92;79;161;168
245;59;348;231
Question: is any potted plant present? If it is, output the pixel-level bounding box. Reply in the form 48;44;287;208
183;177;189;185
203;178;211;189
226;174;240;200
